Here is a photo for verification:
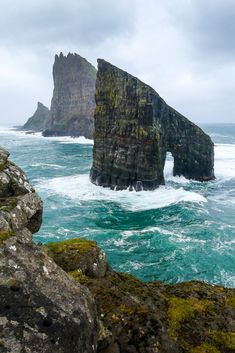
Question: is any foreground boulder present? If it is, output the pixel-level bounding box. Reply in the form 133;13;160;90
46;238;235;353
43;53;97;138
0;147;97;353
90;60;215;190
21;102;50;132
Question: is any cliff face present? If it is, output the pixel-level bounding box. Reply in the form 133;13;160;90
90;60;215;191
22;102;50;132
43;53;97;138
0;146;97;353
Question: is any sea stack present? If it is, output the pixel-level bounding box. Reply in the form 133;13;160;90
90;60;215;190
22;102;50;132
43;53;97;138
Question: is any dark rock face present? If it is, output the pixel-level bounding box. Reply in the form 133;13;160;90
0;147;97;353
90;60;215;190
43;53;97;139
46;238;235;353
22;102;50;132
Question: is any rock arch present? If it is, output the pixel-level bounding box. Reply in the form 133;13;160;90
90;60;215;190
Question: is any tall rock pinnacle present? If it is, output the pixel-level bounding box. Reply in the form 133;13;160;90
43;53;97;138
90;59;215;191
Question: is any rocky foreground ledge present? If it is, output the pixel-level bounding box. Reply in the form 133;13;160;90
0;147;97;353
0;147;234;353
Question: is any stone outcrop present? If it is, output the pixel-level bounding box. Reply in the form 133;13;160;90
90;60;215;191
0;146;97;353
22;102;50;132
46;238;235;353
43;53;97;138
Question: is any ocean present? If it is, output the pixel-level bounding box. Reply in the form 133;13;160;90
0;124;235;287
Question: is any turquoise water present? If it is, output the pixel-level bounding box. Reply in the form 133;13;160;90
0;124;235;287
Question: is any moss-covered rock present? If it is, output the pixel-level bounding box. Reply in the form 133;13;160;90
209;331;235;350
0;230;15;244
90;60;215;191
189;343;221;353
167;296;213;338
45;237;235;353
44;238;108;278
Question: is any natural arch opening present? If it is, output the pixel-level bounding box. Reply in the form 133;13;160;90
163;152;174;182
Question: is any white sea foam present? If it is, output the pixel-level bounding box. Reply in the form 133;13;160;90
36;174;206;212
121;226;207;245
56;136;94;145
164;144;235;183
30;163;65;169
214;144;235;180
219;270;235;288
121;227;178;237
0;127;93;145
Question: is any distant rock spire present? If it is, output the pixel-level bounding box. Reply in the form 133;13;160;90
22;102;50;132
43;52;97;138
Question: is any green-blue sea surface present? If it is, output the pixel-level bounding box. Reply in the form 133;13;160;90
0;124;234;287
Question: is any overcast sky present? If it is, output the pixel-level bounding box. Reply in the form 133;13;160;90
1;0;235;126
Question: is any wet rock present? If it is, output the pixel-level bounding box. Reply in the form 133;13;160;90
90;60;215;190
44;52;97;138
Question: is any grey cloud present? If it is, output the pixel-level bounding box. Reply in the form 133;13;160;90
0;0;136;48
192;0;235;56
169;0;235;58
0;0;235;125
